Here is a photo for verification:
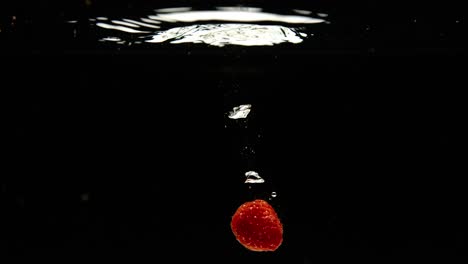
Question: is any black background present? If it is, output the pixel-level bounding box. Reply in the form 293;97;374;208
1;0;467;262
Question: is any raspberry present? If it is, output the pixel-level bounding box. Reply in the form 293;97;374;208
230;199;283;252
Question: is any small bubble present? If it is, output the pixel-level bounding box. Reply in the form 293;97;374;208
271;192;277;198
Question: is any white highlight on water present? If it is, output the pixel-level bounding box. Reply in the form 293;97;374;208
96;22;150;33
293;9;312;15
149;10;324;24
99;37;122;42
155;7;192;13
111;20;141;28
147;24;305;47
122;19;161;29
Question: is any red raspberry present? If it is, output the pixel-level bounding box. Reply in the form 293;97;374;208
230;199;283;252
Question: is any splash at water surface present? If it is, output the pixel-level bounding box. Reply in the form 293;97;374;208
85;6;328;47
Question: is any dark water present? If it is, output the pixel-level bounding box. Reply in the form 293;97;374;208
2;0;467;262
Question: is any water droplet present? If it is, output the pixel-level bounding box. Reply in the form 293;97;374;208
271;192;277;198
